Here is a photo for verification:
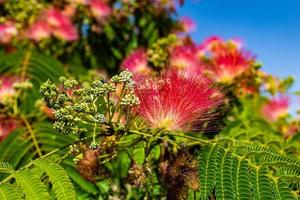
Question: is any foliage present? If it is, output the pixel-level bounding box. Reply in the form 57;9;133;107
0;0;300;200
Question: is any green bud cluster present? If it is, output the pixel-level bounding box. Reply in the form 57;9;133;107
147;34;177;68
40;71;139;135
121;92;140;107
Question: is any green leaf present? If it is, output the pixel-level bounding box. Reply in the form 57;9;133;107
198;144;219;199
14;169;51;200
251;167;274;200
273;180;296;200
0;183;22;200
0;162;14;174
34;159;76;200
132;143;145;166
232;159;251;200
215;149;234;200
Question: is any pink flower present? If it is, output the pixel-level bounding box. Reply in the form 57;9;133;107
169;45;204;73
0;75;18;102
197;36;223;55
26;20;51;41
0;117;19;141
261;96;289;122
0;21;17;44
121;48;151;75
45;8;72;27
211;49;254;83
135;70;222;131
198;36;242;57
88;0;111;22
52;23;78;41
42;7;78;41
281;124;298;139
180;17;196;33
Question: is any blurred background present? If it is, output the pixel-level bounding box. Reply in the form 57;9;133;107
178;0;300;111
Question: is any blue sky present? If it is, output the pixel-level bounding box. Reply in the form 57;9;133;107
177;0;300;111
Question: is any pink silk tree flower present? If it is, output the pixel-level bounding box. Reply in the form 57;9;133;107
26;20;51;41
45;8;72;27
88;0;111;22
52;23;78;41
121;48;151;75
44;7;78;41
197;36;223;55
135;70;223;131
0;21;17;44
0;118;19;141
0;75;18;103
261;96;290;122
198;36;242;57
180;16;196;33
169;45;204;73
211;49;254;83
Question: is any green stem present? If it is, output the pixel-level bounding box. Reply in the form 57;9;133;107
92;122;97;146
21;116;43;157
109;84;126;122
107;93;111;119
129;130;177;145
167;132;209;144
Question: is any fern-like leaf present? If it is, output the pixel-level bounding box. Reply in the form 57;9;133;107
273;180;296;200
215;148;234;200
34;158;76;200
0;162;14;174
198;144;219;199
232;158;251;200
14;169;51;200
0;183;22;200
251;167;274;200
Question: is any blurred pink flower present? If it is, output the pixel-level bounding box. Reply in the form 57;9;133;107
261;96;290;122
212;49;253;83
198;37;254;83
135;70;222;131
45;8;72;27
26;20;51;41
0;21;17;44
88;0;111;22
0;75;18;102
0;117;19;141
121;48;151;75
169;45;204;73
52;23;78;41
180;17;196;33
40;7;78;41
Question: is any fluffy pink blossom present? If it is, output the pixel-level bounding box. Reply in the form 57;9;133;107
135;70;222;131
261;96;289;122
88;0;111;22
0;118;19;141
198;36;242;57
0;75;18;102
180;17;196;33
0;21;17;44
211;49;254;83
26;20;51;41
38;7;78;41
45;8;72;27
52;24;78;41
121;48;151;75
169;45;204;73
